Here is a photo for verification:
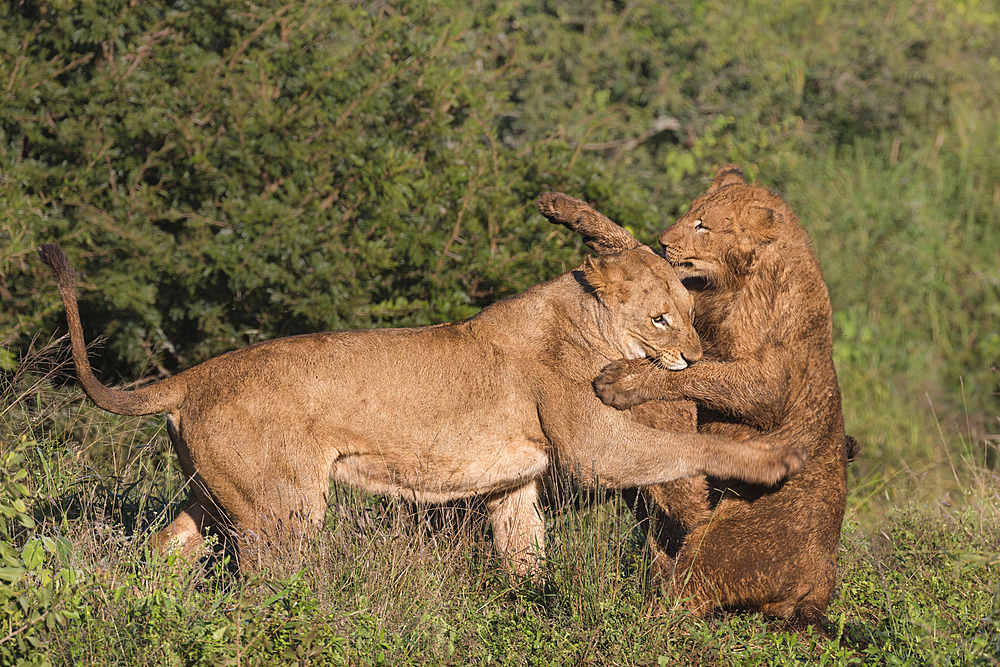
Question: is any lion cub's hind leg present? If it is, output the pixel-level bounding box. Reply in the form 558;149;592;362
669;512;836;629
486;479;545;578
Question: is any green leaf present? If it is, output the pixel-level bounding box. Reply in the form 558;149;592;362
0;567;26;583
0;348;16;372
22;539;44;570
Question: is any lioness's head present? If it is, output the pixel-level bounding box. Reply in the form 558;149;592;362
582;247;702;370
659;165;788;291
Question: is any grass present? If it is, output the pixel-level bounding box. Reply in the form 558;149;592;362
2;337;999;666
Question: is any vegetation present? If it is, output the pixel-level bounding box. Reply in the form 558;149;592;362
1;0;997;664
2;344;999;665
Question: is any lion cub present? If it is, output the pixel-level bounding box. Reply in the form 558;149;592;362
39;242;804;573
539;168;850;626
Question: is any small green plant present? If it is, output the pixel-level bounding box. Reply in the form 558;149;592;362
0;437;94;667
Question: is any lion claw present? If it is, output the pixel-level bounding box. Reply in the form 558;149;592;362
765;446;808;485
781;446;808;477
594;361;645;410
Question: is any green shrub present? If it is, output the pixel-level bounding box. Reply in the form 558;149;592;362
0;439;94;667
4;0;998;480
2;0;621;378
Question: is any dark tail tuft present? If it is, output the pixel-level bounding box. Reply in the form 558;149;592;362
845;435;861;463
37;243;75;284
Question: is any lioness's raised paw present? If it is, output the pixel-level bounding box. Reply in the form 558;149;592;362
594;360;649;410
537;192;640;256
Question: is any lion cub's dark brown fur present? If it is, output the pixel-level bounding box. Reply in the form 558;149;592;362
539;168;851;627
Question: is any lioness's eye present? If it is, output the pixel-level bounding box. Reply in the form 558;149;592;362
694;219;707;231
652;314;670;328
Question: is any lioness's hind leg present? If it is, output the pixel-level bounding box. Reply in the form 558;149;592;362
487;480;544;578
151;495;215;557
223;474;330;574
153;421;226;558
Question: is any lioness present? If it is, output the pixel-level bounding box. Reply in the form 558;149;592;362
39;241;805;573
539;167;850;626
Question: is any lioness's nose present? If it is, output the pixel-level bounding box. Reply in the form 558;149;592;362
683;347;702;365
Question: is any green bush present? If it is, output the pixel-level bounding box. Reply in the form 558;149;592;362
0;439;94;667
3;0;997;462
1;0;626;378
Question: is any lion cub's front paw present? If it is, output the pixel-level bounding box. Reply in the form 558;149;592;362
594;361;648;410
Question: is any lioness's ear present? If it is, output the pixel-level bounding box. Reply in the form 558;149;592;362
708;164;745;193
745;206;782;243
582;256;630;302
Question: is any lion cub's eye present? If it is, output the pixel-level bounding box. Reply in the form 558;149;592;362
693;219;707;232
652;314;671;329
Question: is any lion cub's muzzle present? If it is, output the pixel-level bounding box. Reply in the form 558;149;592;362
658;247;711;291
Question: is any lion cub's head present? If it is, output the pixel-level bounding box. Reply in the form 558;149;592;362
659;165;791;290
582;247;702;370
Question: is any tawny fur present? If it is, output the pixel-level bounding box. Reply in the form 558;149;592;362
538;168;851;627
38;242;806;574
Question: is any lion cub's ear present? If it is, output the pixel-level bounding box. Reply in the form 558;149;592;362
582;255;630;302
708;164;746;193
745;206;782;244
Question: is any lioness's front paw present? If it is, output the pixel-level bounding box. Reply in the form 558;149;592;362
759;445;808;486
594;361;647;410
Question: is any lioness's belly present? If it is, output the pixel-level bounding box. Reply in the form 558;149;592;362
329;438;549;503
180;327;551;504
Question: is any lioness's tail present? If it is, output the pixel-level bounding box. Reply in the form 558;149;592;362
537;193;640;255
38;243;184;416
